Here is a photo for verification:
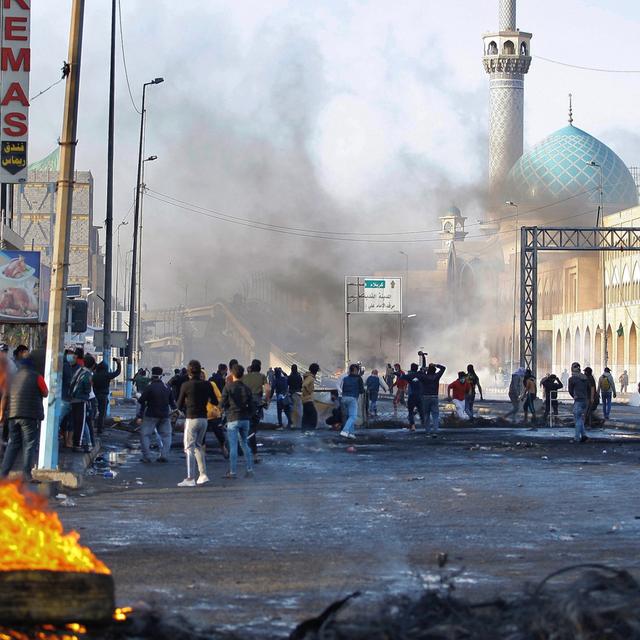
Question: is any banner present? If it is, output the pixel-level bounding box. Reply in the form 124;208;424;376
0;0;31;182
0;250;40;322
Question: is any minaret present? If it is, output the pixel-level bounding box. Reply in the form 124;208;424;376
483;0;532;198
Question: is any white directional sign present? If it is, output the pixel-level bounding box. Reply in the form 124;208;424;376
345;276;402;314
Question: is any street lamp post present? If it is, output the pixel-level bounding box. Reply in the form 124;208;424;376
506;201;519;372
399;251;409;364
126;78;163;398
114;220;128;314
135;155;158;372
586;160;607;368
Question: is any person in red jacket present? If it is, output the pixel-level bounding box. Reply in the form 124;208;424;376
447;372;471;420
392;363;407;413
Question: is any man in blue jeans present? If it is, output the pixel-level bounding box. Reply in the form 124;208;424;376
568;362;591;443
220;363;255;478
597;367;617;420
421;362;446;436
340;364;364;440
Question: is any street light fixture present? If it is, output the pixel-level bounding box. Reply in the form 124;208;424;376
126;78;164;398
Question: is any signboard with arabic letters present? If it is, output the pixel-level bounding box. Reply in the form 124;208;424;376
345;276;402;314
0;0;31;182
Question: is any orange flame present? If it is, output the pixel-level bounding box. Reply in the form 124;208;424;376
0;482;110;574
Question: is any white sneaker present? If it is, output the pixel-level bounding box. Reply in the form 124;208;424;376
196;475;210;486
177;478;196;487
339;431;349;438
347;434;356;440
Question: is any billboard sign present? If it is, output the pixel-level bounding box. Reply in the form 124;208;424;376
345;276;402;314
0;0;31;182
0;250;40;322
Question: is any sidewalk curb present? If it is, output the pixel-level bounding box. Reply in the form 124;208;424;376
33;442;103;489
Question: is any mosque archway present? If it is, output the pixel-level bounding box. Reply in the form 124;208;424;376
520;42;528;55
503;40;515;55
555;330;562;370
606;325;614;367
565;328;572;365
616;326;625;370
584;327;591;366
595;327;603;368
574;327;581;363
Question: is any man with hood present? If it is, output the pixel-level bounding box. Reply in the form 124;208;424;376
301;363;320;430
0;350;48;481
92;357;121;434
598;367;617;420
137;366;176;463
540;373;563;421
421;362;446;436
506;366;525;420
568;362;591;443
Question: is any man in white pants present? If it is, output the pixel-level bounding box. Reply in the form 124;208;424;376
176;360;218;487
447;372;471;420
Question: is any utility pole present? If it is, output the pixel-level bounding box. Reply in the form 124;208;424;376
125;78;163;397
102;0;116;364
39;0;85;470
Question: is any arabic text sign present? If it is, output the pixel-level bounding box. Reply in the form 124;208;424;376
363;278;402;313
0;0;31;182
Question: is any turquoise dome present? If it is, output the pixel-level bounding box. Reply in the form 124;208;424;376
506;124;638;214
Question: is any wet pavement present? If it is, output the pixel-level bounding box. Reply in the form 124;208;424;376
56;401;640;638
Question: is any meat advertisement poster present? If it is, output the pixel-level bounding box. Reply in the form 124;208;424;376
0;250;40;322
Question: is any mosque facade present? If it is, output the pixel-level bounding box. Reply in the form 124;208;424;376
438;0;640;384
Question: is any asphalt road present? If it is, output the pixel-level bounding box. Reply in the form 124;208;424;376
57;408;640;638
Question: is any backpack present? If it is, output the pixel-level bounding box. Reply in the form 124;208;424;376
600;376;611;392
206;381;223;420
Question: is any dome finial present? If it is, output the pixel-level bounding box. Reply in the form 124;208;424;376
568;93;574;125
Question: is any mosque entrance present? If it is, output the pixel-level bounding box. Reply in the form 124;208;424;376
520;226;640;378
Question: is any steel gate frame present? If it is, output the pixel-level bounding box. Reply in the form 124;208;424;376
520;226;640;378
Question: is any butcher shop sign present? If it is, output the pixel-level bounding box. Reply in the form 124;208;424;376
0;0;31;182
0;250;40;322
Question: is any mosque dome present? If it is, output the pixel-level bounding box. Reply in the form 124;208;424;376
505;124;638;218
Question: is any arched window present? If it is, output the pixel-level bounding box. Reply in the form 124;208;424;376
584;327;591;366
595;326;603;367
565;328;572;365
487;41;498;55
630;324;637;378
503;40;515;55
520;42;528;55
617;325;625;369
574;327;582;362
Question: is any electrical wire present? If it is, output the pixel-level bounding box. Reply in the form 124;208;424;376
117;0;142;115
534;55;640;74
145;188;604;245
145;186;598;240
30;63;69;102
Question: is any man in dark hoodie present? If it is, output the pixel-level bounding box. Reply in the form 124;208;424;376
92;357;121;434
568;362;591;443
137;366;175;463
340;363;365;439
0;352;48;481
421;362;446;436
288;364;303;428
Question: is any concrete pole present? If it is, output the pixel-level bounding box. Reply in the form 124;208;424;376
39;0;85;470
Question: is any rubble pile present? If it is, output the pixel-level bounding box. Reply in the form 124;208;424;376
291;566;640;640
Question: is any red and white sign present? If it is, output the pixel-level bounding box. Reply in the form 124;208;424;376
0;0;30;182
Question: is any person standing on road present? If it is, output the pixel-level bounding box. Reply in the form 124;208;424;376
92;357;121;435
583;366;599;428
422;363;446;436
340;364;364;440
560;368;569;388
391;364;407;413
301;363;320;430
132;368;151;396
365;369;386;417
619;370;629;394
70;353;94;452
288;364;303;429
0;352;48;482
273;368;292;428
137;366;176;463
540;373;563;421
243;359;271;462
402;364;426;431
465;364;483;419
521;369;537;424
220;363;255;479
447;373;471;419
568;362;591;443
209;364;228;394
506;367;525;420
598;367;617;420
384;364;394;395
176;360;218;487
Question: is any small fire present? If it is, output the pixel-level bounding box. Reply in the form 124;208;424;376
0;482;110;574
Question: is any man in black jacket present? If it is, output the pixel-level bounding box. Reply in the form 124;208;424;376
176;360;218;487
209;364;228;394
421;363;446;436
92;357;121;434
0;355;48;481
137;366;176;463
288;364;303;429
220;363;254;478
